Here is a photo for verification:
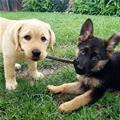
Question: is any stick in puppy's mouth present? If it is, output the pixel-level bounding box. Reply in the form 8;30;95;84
46;55;74;64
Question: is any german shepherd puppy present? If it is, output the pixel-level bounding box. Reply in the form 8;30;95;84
47;19;120;112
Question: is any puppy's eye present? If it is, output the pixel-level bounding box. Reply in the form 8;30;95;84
80;49;86;55
24;35;31;41
91;54;100;62
80;48;88;55
41;36;47;42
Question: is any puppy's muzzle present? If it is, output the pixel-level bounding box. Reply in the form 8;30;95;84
32;49;41;61
74;59;90;75
74;60;84;73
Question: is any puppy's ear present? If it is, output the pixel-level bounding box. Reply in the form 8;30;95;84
12;22;23;50
78;18;93;43
106;33;120;53
48;27;56;50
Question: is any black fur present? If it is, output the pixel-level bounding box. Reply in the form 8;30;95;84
74;18;120;105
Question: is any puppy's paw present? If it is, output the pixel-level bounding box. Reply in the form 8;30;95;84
37;72;44;79
47;85;59;93
59;102;72;113
6;80;18;90
34;72;44;80
15;63;21;70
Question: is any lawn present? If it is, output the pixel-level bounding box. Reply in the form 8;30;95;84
0;12;120;120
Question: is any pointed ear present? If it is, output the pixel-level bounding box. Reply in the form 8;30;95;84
12;22;23;50
106;33;120;53
48;27;56;50
78;18;93;43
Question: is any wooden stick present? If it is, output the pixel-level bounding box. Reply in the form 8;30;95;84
46;55;74;64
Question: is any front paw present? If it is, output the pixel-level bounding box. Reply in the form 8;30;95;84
6;80;18;90
33;71;44;80
59;102;73;113
15;63;21;70
47;85;59;93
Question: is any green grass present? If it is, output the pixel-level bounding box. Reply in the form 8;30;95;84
0;12;120;120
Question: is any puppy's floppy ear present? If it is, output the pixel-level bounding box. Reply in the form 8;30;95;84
78;18;93;43
48;27;56;50
106;33;120;53
12;22;23;50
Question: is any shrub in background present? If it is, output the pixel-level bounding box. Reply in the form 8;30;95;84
117;8;120;16
22;0;120;16
22;0;69;12
52;0;69;12
72;0;100;15
98;0;120;16
73;0;120;16
22;0;54;12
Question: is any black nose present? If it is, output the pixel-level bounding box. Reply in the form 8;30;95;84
32;49;41;57
76;58;80;64
74;58;80;64
74;59;84;70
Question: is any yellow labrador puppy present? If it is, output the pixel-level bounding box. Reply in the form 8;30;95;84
0;17;55;90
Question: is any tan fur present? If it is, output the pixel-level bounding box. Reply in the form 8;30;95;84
58;90;92;112
47;75;100;112
76;75;101;88
91;60;108;72
47;81;84;94
0;17;55;90
84;77;101;88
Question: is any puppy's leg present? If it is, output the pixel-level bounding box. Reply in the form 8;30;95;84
59;87;107;112
47;81;84;94
27;59;44;80
4;57;17;90
59;90;92;112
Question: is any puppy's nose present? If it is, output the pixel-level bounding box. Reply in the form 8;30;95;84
74;59;84;70
77;65;84;70
74;58;80;64
32;49;41;57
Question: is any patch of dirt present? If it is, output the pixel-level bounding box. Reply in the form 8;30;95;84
16;66;57;86
16;64;61;78
16;63;71;86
